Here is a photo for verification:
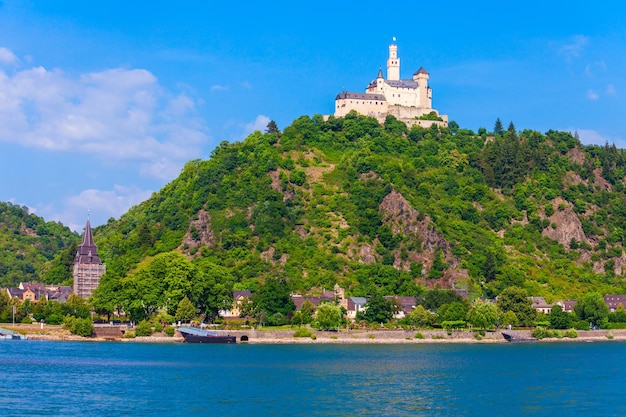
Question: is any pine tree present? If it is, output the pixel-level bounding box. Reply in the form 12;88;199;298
493;118;503;135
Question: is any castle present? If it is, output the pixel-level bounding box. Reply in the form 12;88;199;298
72;217;105;299
334;41;448;128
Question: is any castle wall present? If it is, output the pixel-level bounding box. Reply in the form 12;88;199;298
335;97;388;118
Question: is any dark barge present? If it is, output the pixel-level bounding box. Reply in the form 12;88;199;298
178;327;236;344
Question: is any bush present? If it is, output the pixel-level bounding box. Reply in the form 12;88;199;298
123;330;136;339
532;327;549;339
565;329;578;338
573;320;590;330
153;322;163;333
415;332;424;339
293;328;314;338
135;320;153;337
163;326;175;337
606;331;614;339
63;316;93;337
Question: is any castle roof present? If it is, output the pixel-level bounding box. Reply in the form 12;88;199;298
74;218;102;265
377;68;383;79
336;92;386;101
414;67;429;75
384;79;418;89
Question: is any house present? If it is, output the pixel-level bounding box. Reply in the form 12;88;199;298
344;297;367;320
604;294;626;312
291;291;335;311
219;290;252;319
385;296;417;319
559;300;577;313
5;282;74;303
530;297;553;314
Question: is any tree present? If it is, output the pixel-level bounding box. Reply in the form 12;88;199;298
437;301;469;322
404;305;435;328
493;118;503;135
574;293;609;328
175;296;196;323
496;287;536;327
483;249;498;282
467;300;498;330
422;289;464;311
549;305;571;329
192;260;234;322
362;294;394;324
266;120;280;134
507;121;516;136
315;302;343;331
252;276;295;320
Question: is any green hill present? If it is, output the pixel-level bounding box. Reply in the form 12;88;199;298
88;113;626;320
0;202;79;287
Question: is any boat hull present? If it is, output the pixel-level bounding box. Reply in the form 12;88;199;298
182;334;237;344
178;327;237;344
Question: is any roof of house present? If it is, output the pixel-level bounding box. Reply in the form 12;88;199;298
530;297;552;308
604;294;626;307
233;290;251;299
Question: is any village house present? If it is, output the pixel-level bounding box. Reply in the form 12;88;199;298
5;282;72;303
219;290;252;319
385;296;417;319
604;294;626;312
529;297;553;314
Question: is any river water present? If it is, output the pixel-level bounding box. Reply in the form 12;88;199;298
0;340;624;416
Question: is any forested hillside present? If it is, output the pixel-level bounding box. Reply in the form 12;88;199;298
0;202;79;287
87;112;626;320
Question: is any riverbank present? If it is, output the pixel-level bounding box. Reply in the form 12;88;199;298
6;323;626;344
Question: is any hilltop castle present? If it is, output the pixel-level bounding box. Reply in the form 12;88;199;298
72;217;105;299
334;42;448;128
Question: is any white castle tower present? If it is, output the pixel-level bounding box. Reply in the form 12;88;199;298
333;40;447;128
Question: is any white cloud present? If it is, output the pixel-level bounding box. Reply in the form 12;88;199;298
41;185;154;231
584;61;607;77
586;89;599;100
210;84;229;92
606;84;617;96
242;114;270;137
559;35;589;60
0;47;17;65
0;64;209;178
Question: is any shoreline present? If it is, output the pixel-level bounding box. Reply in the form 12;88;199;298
14;326;626;344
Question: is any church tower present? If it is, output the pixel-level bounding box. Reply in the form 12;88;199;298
387;42;400;81
72;217;105;299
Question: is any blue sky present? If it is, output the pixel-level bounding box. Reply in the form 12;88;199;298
0;1;625;231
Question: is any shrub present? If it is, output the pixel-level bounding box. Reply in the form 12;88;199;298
552;330;564;339
565;329;578;338
135;320;153;337
63;316;94;337
606;332;614;340
293;327;313;338
532;327;549;339
415;332;424;339
123;330;136;339
163;326;175;337
153;322;163;333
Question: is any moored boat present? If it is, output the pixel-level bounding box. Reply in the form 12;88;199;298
178;327;236;344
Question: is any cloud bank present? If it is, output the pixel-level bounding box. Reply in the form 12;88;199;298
0;49;209;180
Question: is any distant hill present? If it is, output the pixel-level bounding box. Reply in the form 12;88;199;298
0;202;79;287
89;112;626;315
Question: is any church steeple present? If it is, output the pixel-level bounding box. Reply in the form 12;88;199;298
74;218;101;265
